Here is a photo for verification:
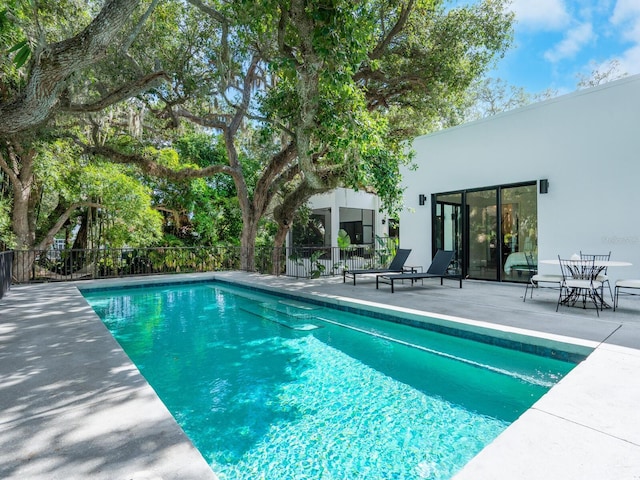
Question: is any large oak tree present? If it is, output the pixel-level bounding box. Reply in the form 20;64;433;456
0;0;166;279
1;0;514;275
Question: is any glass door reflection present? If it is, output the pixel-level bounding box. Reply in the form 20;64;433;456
466;189;498;280
434;193;462;275
500;184;538;282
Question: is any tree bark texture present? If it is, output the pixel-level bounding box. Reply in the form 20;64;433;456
0;0;143;135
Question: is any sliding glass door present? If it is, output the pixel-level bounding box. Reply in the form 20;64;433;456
466;189;499;280
434;193;462;274
433;182;537;282
500;184;538;282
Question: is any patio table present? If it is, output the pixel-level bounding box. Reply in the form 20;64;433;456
540;259;632;268
540;259;632;309
540;259;632;278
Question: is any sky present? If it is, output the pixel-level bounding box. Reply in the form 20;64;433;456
486;0;640;95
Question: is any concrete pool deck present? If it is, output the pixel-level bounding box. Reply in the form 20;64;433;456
1;271;640;479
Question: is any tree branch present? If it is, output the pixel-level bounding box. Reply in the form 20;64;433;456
34;201;103;251
0;0;147;135
229;55;260;135
254;141;297;204
369;0;416;61
0;146;19;186
81;143;238;181
123;0;162;55
61;71;170;113
186;0;230;76
173;107;230;130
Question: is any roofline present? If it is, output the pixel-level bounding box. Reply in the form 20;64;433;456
414;73;640;141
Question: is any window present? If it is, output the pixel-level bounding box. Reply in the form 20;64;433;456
339;208;374;245
433;182;537;282
292;212;329;247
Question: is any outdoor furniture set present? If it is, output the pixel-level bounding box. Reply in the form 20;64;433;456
343;249;462;293
343;247;640;310
523;251;640;313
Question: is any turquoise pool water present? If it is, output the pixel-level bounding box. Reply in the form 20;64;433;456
84;281;577;480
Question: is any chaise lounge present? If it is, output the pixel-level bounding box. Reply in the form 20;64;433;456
375;249;461;293
343;248;412;285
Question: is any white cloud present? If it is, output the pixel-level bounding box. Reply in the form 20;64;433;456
544;22;596;62
611;0;640;24
615;44;640;75
611;0;640;41
510;0;571;30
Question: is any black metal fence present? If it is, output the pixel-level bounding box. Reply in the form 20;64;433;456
283;245;397;279
0;250;11;299
10;246;250;283
5;244;397;285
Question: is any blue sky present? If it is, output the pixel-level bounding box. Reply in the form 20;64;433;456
485;0;640;94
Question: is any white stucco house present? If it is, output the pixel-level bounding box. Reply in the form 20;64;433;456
398;73;640;287
287;188;395;277
301;188;391;246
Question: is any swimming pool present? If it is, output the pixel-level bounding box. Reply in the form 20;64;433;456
83;280;578;479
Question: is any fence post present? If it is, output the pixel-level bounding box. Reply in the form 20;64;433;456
0;251;13;299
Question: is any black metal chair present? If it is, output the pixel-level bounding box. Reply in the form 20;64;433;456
343;248;412;285
580;251;612;302
557;256;603;316
376;249;461;293
614;279;640;311
523;252;562;302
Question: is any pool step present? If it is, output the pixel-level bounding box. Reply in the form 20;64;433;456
259;302;320;318
276;300;322;311
209;284;322;330
240;305;322;331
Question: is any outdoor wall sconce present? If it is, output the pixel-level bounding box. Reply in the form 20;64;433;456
539;179;549;194
418;194;427;205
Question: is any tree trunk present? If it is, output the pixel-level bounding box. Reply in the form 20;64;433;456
11;188;36;282
271;222;290;275
6;145;36;282
12;178;35;251
240;212;259;271
0;0;144;135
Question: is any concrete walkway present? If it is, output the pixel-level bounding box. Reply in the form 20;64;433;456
0;276;217;480
2;272;640;479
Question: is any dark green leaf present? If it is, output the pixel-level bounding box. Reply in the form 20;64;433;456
7;39;27;53
13;43;31;68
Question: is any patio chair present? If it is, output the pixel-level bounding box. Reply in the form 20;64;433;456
580;251;613;302
376;249;461;293
556;256;603;316
523;252;562;302
613;279;640;311
343;248;412;285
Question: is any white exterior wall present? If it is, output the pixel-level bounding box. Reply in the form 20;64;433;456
400;74;640;284
306;188;386;247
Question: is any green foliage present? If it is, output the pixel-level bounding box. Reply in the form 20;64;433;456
75;162;163;247
146;133;245;246
337;229;351;249
0;197;15;248
0;0;514;264
309;250;326;278
363;0;515;138
375;234;398;267
174;133;227;169
33;138;162;248
7;38;30;68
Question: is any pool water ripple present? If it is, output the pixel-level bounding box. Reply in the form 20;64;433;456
219;335;506;480
83;282;577;480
